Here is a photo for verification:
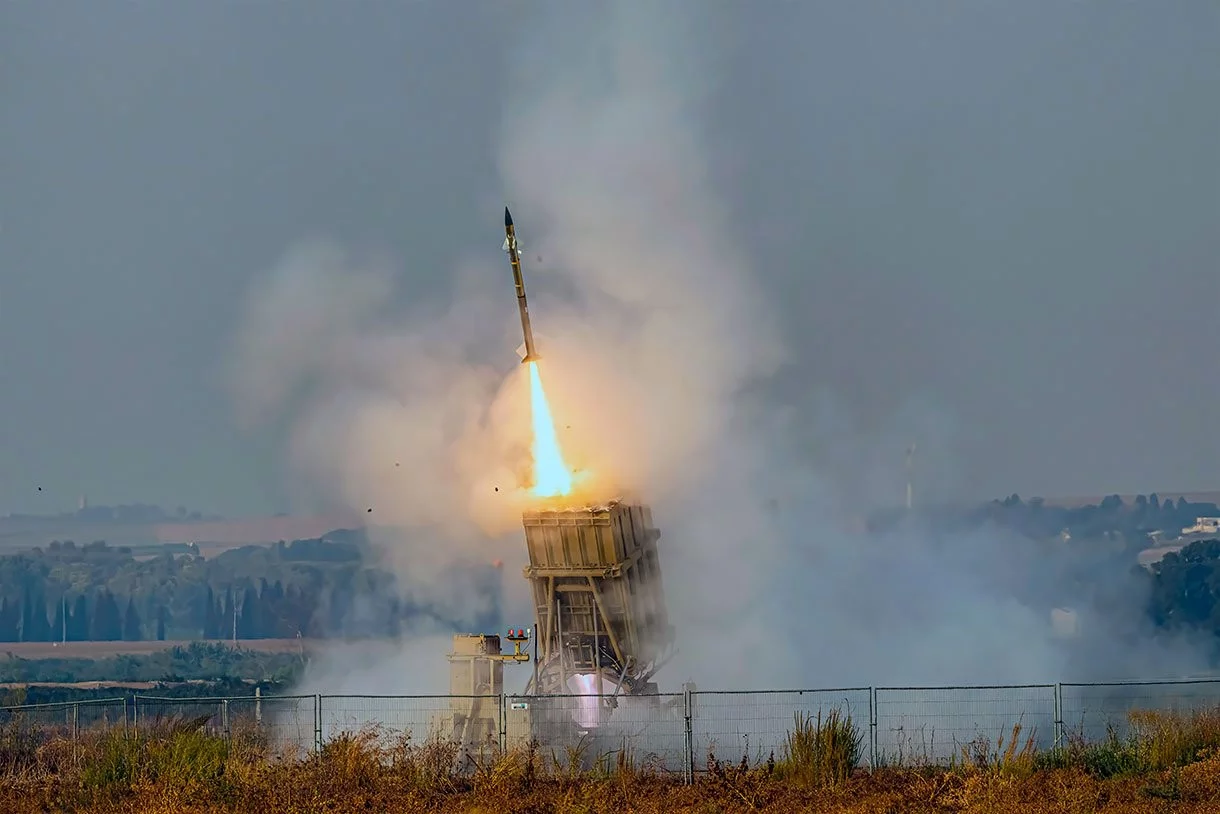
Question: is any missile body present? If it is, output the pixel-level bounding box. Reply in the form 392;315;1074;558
503;207;540;363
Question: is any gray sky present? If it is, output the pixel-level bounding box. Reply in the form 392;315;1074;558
1;1;1216;517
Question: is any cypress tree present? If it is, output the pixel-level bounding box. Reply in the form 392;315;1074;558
202;585;217;639
122;597;142;641
91;590;122;641
222;586;234;641
51;596;66;643
237;585;259;639
0;598;16;642
71;594;89;641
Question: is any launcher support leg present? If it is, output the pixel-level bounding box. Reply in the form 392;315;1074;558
586;577;626;668
542;577;556;664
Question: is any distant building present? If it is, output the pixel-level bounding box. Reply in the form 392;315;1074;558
1181;517;1220;535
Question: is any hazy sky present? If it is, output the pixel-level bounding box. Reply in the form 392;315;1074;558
1;1;1216;517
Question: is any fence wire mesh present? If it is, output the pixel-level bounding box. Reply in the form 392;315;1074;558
0;697;126;740
874;685;1056;765
4;679;1220;772
319;695;486;753
691;689;871;772
1061;680;1220;743
133;695;316;754
506;693;686;774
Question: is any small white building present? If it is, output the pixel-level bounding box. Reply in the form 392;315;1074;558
1181;517;1220;535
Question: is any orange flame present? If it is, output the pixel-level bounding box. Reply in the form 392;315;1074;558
527;361;573;497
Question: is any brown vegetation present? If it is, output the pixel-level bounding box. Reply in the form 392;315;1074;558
1;707;1219;812
0;638;319;661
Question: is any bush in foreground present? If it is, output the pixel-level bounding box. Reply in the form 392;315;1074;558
2;706;1220;812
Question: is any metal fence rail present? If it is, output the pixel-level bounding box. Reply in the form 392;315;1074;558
134;694;317;754
875;684;1057;765
505;692;687;773
5;679;1220;772
1060;679;1220;743
319;694;467;749
692;688;870;772
0;696;127;739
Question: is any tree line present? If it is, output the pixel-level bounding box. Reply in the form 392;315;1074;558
1147;539;1220;635
869;492;1220;546
0;590;157;643
0;531;501;643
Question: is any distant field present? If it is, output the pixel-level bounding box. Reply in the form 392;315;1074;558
0;639;320;659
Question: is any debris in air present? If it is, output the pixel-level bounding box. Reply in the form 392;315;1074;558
366;508;373;513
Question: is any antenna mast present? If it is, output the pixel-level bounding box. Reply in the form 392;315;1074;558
905;443;916;510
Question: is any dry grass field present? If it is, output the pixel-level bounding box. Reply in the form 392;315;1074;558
1;706;1220;812
0;638;318;660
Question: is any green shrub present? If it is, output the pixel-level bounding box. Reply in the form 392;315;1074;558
777;707;862;788
79;716;234;802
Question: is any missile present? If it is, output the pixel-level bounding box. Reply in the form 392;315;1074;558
502;206;540;363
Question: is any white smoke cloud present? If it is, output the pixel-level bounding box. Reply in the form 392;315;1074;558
227;0;1211;693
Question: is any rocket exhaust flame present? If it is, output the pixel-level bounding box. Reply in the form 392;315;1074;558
500;208;579;498
528;361;573;497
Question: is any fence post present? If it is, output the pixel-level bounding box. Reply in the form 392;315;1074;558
222;699;231;742
869;687;878;771
499;694;507;754
1053;683;1063;747
313;694;323;754
255;686;262;728
683;683;694;784
72;703;79;741
123;696;129;736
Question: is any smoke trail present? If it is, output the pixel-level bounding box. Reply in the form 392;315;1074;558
227;241;539;647
228;1;1212;693
227;2;789;691
487;0;1215;688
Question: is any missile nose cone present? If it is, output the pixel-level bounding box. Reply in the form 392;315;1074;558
504;207;513;228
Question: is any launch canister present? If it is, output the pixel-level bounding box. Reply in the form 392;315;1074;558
503;206;540;363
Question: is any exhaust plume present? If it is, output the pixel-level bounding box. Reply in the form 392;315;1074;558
228;1;1211;693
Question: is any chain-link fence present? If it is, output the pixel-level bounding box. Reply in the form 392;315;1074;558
320;694;462;746
505;692;686;773
692;688;870;772
874;684;1059;765
0;697;127;741
6;679;1220;772
133;694;317;755
1061;679;1220;743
